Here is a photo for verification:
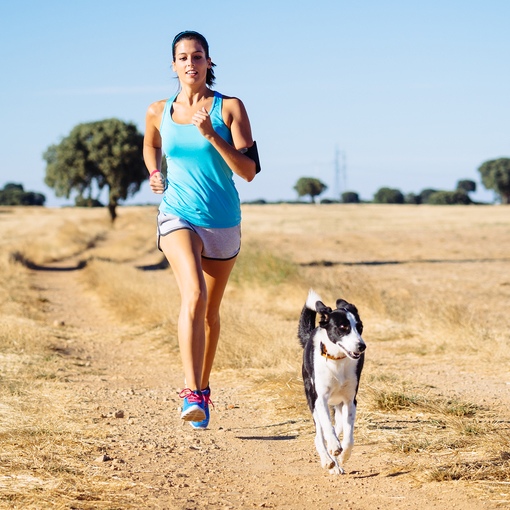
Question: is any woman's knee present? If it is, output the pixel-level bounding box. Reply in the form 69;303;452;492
181;288;207;317
205;309;220;330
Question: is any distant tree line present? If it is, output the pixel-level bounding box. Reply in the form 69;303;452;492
0;183;45;206
294;158;510;205
6;117;510;214
373;179;475;205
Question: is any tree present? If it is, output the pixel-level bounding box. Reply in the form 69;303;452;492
456;179;476;194
477;158;510;204
373;187;404;204
427;190;472;205
405;192;421;204
0;183;45;206
4;183;24;192
418;188;439;204
294;177;327;203
341;191;360;204
43;118;146;221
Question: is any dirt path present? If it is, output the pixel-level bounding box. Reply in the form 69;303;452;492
29;260;507;510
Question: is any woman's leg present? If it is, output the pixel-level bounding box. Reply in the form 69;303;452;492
159;229;206;392
200;256;237;389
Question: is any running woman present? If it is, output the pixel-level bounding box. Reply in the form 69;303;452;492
143;30;259;428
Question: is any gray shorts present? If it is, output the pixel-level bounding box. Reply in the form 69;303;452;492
157;212;241;260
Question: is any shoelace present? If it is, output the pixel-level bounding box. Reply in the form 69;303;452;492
202;392;214;409
179;388;203;404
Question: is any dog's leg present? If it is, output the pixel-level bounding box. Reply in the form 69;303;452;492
316;398;342;457
312;412;344;473
326;406;347;475
313;398;344;473
312;414;334;470
338;400;356;466
333;402;344;438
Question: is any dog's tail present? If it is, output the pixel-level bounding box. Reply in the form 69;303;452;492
298;289;323;348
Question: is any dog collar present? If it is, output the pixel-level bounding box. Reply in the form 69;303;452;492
320;342;346;361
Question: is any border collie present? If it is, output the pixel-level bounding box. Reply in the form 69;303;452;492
298;289;366;474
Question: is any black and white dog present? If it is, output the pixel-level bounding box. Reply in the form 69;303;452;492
298;289;366;474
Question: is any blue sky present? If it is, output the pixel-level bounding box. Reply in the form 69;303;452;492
1;0;508;205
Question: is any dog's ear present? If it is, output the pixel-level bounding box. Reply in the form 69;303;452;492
316;301;332;328
336;299;359;316
336;298;350;310
319;313;330;328
316;301;332;314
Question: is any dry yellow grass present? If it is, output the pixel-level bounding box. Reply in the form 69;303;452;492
1;203;509;507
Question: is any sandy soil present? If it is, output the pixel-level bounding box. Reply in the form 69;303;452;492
28;249;510;510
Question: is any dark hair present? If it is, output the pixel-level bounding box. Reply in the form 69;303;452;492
172;30;216;87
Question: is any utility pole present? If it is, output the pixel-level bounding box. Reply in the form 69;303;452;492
334;147;347;199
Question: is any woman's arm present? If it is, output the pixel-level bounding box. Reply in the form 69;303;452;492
143;100;166;194
192;97;257;182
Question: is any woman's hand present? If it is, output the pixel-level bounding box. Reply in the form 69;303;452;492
190;98;257;182
191;107;215;138
149;171;166;194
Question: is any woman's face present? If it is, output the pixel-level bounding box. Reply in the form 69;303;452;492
172;38;211;86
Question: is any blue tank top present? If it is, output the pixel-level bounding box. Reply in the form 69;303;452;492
158;91;241;228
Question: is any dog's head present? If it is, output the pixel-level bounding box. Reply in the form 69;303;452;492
315;298;366;360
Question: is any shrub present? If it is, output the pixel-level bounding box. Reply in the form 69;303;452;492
373;187;404;204
405;193;421;204
419;188;439;204
428;191;472;205
0;183;46;206
341;191;360;203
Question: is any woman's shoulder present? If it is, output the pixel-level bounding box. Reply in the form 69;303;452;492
216;93;247;116
216;92;243;104
146;98;170;117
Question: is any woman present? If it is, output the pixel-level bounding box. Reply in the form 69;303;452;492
143;31;258;429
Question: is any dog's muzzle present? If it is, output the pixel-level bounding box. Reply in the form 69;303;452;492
339;341;366;360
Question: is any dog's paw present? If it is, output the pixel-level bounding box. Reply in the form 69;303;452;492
329;464;345;475
339;444;353;465
322;459;336;470
328;442;342;457
338;451;351;465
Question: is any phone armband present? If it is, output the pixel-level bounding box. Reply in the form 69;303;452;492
240;141;261;174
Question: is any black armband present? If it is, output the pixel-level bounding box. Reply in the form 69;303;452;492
240;141;261;174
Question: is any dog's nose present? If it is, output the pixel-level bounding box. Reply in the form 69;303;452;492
358;341;367;353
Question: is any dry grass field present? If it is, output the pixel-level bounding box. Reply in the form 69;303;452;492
0;203;509;509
